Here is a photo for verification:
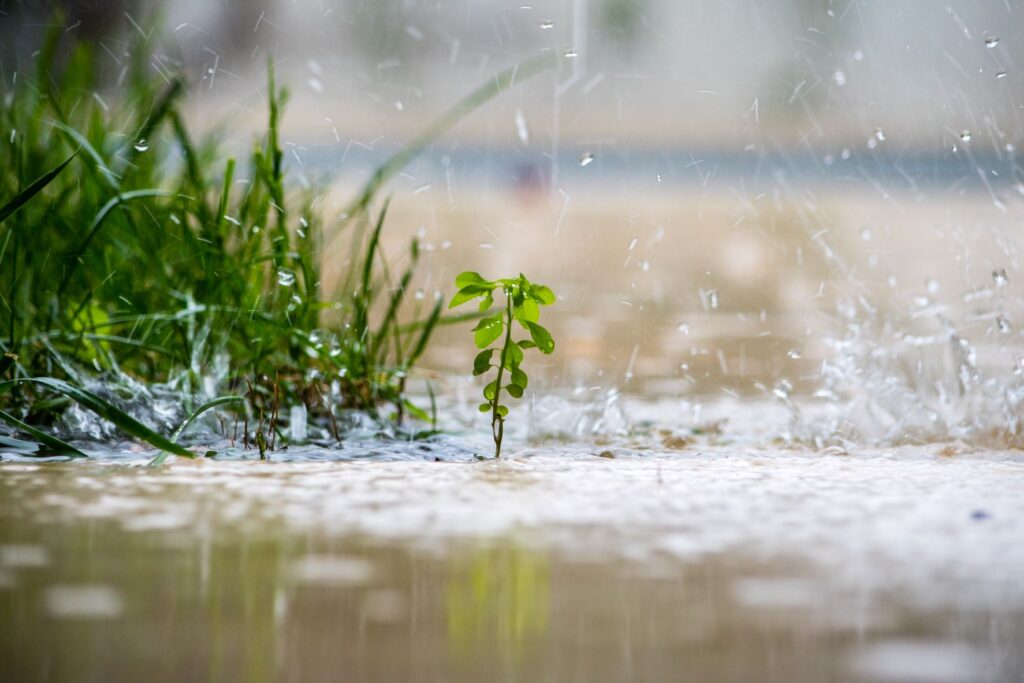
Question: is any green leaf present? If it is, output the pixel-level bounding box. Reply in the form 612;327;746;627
518;339;537;349
483;380;498;400
506;383;524;399
525;322;555;354
528;284;556;305
474;315;504;349
449;284;489;309
478;402;491;413
511;368;528;389
0;151;78;224
515;298;540;324
473;349;494;376
503;341;524;368
455;271;490;288
479;292;493;312
0;378;195;461
496;405;509;418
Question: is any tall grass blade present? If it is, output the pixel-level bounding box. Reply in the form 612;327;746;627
0;378;195;459
0;151;78;224
0;408;87;457
346;52;558;215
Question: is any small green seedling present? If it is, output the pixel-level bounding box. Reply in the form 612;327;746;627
450;272;556;458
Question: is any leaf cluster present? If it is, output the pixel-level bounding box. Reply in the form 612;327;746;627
449;272;555;426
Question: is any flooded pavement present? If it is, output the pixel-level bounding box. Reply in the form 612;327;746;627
2;399;1024;682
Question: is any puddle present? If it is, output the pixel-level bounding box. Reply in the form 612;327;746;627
1;399;1023;681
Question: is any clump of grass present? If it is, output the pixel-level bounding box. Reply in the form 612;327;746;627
449;273;556;458
0;19;556;459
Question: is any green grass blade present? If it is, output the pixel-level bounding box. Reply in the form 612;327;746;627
0;378;195;459
0;408;87;458
345;52;558;215
0;151;78;225
172;395;244;444
50;120;120;188
59;188;173;296
405;295;444;368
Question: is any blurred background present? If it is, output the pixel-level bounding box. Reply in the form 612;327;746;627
2;0;1022;410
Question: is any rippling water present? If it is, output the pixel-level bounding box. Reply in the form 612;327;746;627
2;397;1023;681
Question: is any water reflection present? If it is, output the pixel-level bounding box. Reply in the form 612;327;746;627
1;456;1023;680
446;544;549;669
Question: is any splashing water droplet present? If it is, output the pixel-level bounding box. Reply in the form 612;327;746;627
960;130;972;142
134;139;149;152
993;268;1009;287
277;269;296;287
997;316;1012;333
514;109;529;144
832;70;846;86
985;36;1000;48
578;151;595;167
772;379;793;399
538;20;554;29
874;128;886;141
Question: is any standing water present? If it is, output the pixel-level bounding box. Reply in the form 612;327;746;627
2;1;1024;681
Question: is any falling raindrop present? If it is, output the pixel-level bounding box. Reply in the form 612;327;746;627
926;279;940;295
853;49;864;61
538;20;554;29
832;70;846;86
563;49;579;58
514;109;529;144
874;128;886;141
959;130;972;142
627;237;638;250
639;260;650;272
787;350;803;360
277;269;296;287
134;139;149;152
860;227;872;240
579;151;595;167
676;323;689;334
997;316;1012;333
996;70;1008;79
993;268;1009;287
985;36;1000;48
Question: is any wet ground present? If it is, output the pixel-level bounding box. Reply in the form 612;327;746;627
2;398;1023;682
